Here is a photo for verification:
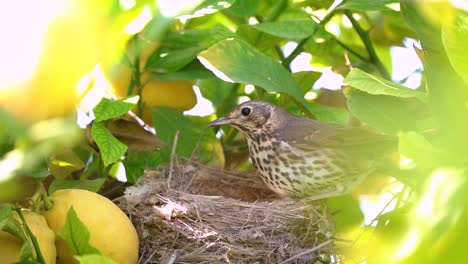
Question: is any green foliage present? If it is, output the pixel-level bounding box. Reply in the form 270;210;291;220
2;0;468;263
58;206;118;263
91;122;128;167
59;207;101;256
93;97;139;122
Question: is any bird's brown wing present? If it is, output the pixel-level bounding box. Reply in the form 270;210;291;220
276;116;396;154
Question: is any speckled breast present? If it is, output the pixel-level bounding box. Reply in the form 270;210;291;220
245;133;354;198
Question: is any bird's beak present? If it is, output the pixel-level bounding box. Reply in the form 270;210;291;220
208;116;232;127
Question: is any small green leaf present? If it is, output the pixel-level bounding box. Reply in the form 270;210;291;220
224;0;259;17
252;19;317;39
152;107;220;163
76;254;117;264
327;195;364;232
123;151;162;183
49;178;106;194
148;61;215;81
146;25;235;73
346;88;431;134
344;68;426;101
0;203;13;223
336;0;399;11
292;71;322;94
0;206;34;261
93;97;139;122
91;122;128;167
442;11;468;85
305;102;349;125
49;150;85;179
0;206;26;242
58;207;101;256
198;38;307;105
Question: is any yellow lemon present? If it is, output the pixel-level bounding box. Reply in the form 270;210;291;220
0;1;110;123
0;210;56;264
105;37;197;124
42;189;139;264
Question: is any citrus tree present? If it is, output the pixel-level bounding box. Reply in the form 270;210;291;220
1;0;468;263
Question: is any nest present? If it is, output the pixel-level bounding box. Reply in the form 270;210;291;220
117;160;336;263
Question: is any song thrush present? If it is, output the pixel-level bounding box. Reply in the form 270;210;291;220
209;100;395;199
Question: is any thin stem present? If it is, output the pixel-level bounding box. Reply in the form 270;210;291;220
275;45;285;61
39;181;53;210
265;0;288;22
334;38;367;61
344;11;391;79
282;10;337;69
15;208;46;264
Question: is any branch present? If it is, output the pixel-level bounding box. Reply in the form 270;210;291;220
265;0;288;22
281;11;336;69
344;11;391;79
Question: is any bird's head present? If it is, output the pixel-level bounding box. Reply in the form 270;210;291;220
208;100;279;134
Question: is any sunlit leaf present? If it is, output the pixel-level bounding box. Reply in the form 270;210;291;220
58;207;101;256
224;0;259;17
346;88;431;134
344;69;426;101
442;10;468;85
252;19;317;39
91;122;127;167
198;38;307;105
49;150;85;179
146;25;234;72
93;97;139;122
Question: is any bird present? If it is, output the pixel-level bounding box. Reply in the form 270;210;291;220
208;100;396;199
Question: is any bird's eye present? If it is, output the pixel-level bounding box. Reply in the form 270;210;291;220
241;107;251;116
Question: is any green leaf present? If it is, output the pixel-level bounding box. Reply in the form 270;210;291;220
442;11;468;85
346;88;431;134
49;150;85;179
91;122;128;167
327;195;364;232
93;97;139;122
236;24;282;57
0;205;26;241
58;207;101;256
123;151;162;183
305;102;349;125
76;254;117;264
0;203;13;223
344;68;426;101
398;132;437;160
146;25;235;72
292;71;322;94
336;0;399;11
152;107;221;163
198;38;307;105
0;206;33;261
252;19;317;39
49;178;106;194
224;0;259;17
148;60;215;81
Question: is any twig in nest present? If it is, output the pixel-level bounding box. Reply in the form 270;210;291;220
344;51;353;71
167;130;179;188
279;239;334;264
